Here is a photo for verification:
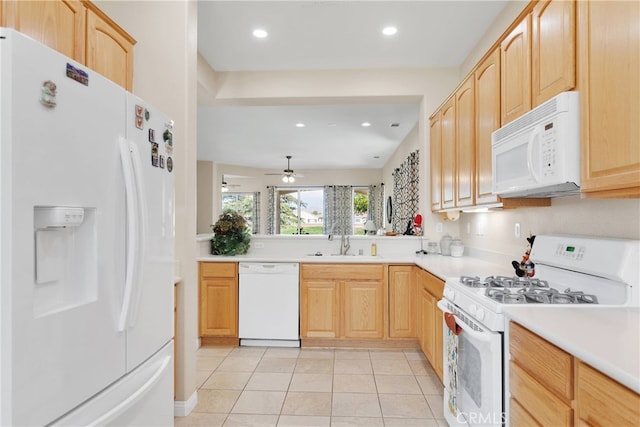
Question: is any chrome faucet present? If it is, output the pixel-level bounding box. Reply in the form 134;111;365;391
340;233;351;255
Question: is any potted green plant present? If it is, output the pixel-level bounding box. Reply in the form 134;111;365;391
210;210;251;255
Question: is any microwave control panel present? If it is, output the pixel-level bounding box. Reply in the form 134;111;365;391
541;121;557;177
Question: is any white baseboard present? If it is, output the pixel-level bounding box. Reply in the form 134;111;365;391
174;391;197;417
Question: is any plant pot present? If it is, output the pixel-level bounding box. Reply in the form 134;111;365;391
210;232;250;256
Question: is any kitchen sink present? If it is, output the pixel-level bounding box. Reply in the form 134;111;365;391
304;253;382;259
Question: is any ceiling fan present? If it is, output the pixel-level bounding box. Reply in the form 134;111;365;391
264;155;304;183
221;174;240;192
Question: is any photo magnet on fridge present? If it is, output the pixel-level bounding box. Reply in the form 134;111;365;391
167;157;173;173
135;105;144;130
163;129;173;154
151;143;159;167
159;155;165;169
149;129;156;143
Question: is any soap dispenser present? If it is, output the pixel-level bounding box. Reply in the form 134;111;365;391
371;241;377;256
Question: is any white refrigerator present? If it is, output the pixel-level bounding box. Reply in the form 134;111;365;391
0;28;175;426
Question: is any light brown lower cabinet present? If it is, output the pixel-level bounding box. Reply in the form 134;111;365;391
415;267;444;382
388;265;417;338
509;321;640;426
300;264;384;340
575;360;640;426
199;262;238;341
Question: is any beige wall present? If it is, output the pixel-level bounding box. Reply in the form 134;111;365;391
459;198;640;258
459;0;529;78
94;0;199;406
197;160;214;234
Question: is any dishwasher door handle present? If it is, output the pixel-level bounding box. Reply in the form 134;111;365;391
239;262;299;275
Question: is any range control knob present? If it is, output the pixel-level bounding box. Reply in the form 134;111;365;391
476;309;485;321
446;289;455;300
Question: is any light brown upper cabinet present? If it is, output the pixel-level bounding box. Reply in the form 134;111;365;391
0;0;135;91
531;0;576;106
440;97;456;210
474;48;501;206
85;4;134;91
455;76;476;208
578;0;640;197
1;0;86;62
430;115;443;212
501;14;532;125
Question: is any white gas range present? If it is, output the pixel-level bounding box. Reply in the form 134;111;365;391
437;235;640;427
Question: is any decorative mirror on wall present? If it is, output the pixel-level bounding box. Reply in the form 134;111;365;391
386;196;393;224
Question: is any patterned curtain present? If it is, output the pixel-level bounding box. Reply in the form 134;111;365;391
323;185;353;235
392;150;419;233
252;191;261;234
266;186;276;235
368;183;384;231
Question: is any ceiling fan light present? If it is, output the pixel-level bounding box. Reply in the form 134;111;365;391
221;185;229;192
289;176;295;183
282;175;289;183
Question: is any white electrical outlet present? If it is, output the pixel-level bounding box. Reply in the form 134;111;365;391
514;223;521;238
466;222;471;234
436;222;443;233
254;242;265;249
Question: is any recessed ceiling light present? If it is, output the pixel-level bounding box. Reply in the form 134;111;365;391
361;122;371;127
327;123;337;127
252;29;268;38
295;123;305;128
374;156;380;159
391;123;400;127
382;26;398;36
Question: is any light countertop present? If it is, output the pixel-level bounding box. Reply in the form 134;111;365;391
505;306;640;393
197;253;513;282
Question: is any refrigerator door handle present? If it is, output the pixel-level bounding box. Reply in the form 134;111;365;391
117;137;138;332
85;355;172;427
127;140;147;328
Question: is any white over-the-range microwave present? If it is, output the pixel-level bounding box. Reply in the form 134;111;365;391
492;91;580;198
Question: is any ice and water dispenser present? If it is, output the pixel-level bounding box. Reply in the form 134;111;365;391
33;206;97;317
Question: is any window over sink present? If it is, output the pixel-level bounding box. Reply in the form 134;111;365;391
272;186;371;235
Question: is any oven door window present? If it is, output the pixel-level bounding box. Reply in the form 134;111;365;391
459;333;482;408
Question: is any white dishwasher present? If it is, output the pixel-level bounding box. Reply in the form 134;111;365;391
238;262;300;347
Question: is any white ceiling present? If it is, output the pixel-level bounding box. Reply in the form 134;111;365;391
197;1;509;171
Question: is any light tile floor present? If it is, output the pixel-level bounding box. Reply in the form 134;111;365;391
175;346;446;427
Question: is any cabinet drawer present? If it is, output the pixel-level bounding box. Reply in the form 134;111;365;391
509;397;542;427
418;269;444;298
200;262;237;278
576;360;640;426
509;362;572;426
509;322;573;402
301;264;383;281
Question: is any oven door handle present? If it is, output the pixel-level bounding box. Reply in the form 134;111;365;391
437;300;494;343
